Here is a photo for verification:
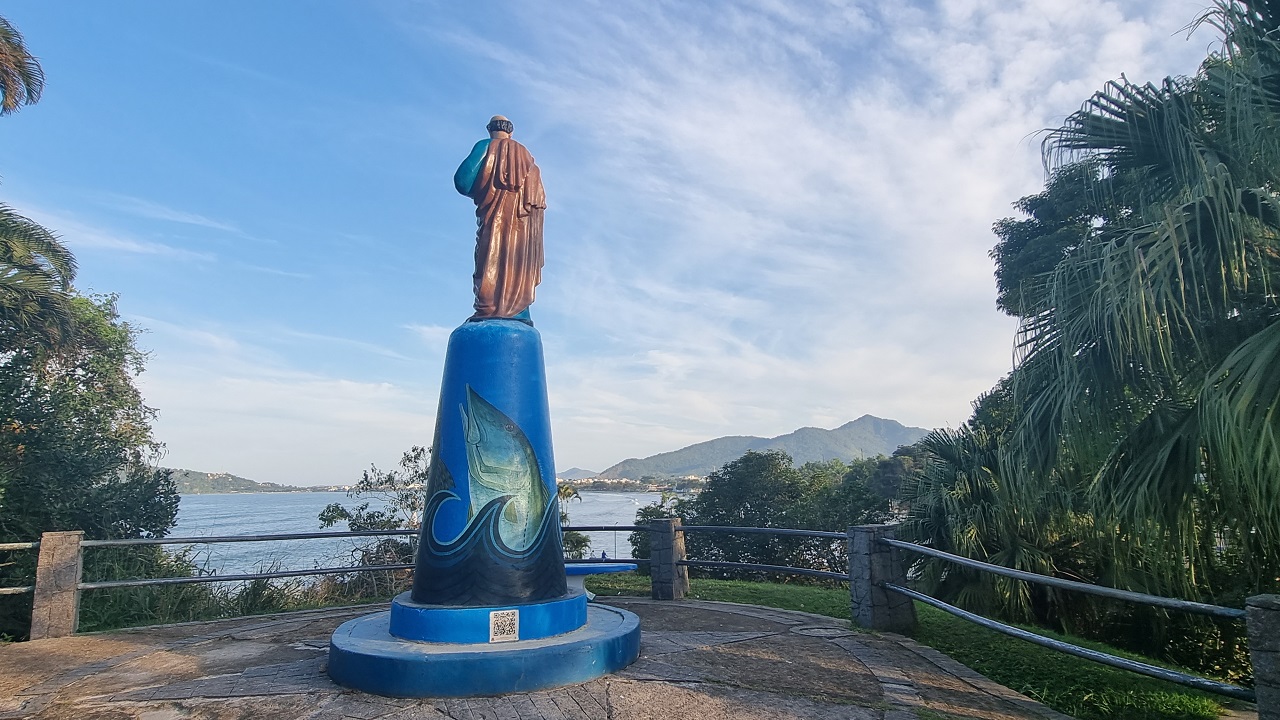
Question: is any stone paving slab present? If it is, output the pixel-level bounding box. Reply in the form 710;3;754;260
0;598;1076;720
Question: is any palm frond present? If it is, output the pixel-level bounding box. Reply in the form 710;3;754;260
1198;318;1280;560
0;16;43;115
0;203;75;287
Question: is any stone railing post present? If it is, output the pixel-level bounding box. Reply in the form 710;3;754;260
1248;594;1279;720
30;530;84;640
649;518;689;600
848;524;916;633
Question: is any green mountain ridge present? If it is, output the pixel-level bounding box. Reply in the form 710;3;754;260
167;469;335;494
598;415;928;479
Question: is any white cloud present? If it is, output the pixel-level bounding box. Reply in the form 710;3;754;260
133;318;438;485
405;323;453;350
27;2;1218;480
95;193;240;233
18;205;214;261
399;0;1212;470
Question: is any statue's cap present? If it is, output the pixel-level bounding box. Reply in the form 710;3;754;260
486;115;514;134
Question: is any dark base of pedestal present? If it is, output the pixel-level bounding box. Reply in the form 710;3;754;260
327;603;641;698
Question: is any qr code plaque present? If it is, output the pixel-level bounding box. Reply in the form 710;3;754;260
489;609;519;642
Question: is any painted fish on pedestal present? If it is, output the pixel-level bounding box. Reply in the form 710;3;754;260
459;385;550;551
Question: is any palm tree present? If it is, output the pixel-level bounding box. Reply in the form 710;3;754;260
1006;0;1280;587
0;203;77;352
0;15;43;115
0;16;72;352
557;483;590;559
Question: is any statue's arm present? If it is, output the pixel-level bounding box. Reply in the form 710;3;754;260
453;139;491;196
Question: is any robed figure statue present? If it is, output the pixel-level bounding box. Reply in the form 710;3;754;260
454;115;546;320
326;114;639;701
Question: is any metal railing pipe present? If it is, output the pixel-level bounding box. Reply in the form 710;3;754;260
0;541;39;551
81;529;419;547
678;559;848;582
0;586;34;595
78;563;416;591
880;538;1245;620
562;525;646;532
679;526;847;540
883;582;1255;702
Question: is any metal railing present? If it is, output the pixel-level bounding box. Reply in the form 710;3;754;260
878;538;1255;702
638;522;1261;704
878;538;1245;619
0;540;39;596
7;521;1269;710
676;524;849;582
75;529;420;591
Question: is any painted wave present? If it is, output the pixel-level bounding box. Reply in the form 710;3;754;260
410;489;568;606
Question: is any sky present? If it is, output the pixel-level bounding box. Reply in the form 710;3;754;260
2;1;1213;485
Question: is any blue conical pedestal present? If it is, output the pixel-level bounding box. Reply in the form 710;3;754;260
328;319;640;697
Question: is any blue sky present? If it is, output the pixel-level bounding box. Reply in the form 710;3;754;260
3;1;1210;484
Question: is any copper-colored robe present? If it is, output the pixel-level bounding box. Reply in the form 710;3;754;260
467;138;546;319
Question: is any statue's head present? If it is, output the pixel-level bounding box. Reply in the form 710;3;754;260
487;115;514;137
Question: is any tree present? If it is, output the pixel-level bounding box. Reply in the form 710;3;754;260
999;0;1280;589
0;295;179;638
319;446;427;535
629;450;888;577
0;295;176;541
557;483;590;560
0;16;43;116
903;384;1095;629
0;17;77;354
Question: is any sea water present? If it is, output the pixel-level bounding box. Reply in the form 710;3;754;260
169;490;659;575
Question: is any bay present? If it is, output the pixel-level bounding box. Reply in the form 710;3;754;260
170;490;659;575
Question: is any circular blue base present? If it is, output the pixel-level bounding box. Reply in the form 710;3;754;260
328;603;641;698
388;590;587;643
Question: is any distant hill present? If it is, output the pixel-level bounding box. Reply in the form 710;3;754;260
556;467;599;480
598;415;928;479
168;469;311;495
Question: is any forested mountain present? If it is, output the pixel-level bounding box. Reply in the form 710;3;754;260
598;415;927;478
169;469;310;494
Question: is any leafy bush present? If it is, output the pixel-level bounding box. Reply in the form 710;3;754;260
629;450;888;579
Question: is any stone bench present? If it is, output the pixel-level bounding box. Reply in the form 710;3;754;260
565;562;638;600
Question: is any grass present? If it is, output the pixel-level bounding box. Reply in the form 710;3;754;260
588;572;852;618
584;574;1236;720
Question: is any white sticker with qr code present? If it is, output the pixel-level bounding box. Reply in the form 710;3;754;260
489;609;519;642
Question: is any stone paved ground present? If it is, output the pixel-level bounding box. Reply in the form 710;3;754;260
0;597;1078;720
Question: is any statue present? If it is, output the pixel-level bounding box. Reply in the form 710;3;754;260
454;115;546;320
326;114;640;698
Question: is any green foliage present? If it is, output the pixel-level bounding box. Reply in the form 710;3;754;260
0;295;179;639
904;380;1254;680
998;0;1280;585
320;446;427;535
629;450;889;578
74;548;328;633
627;492;691;575
583;575;1232;720
912;605;1227;720
77;547;226;632
0;296;176;540
557;483;590;560
317;447;424;600
0;203;77;353
991;162;1107;317
943;0;1280;684
169;469;309;495
0;16;43;115
902;381;1095;628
